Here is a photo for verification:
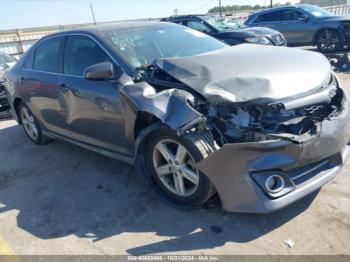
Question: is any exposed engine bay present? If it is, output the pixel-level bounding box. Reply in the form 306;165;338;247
136;65;345;147
205;87;344;145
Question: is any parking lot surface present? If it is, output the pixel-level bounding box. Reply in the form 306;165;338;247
0;72;349;256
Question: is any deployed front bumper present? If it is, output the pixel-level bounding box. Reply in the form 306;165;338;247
198;100;350;213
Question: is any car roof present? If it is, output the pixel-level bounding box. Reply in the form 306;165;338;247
163;14;212;21
249;4;301;17
40;21;176;39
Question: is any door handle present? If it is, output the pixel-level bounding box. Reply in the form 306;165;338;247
20;77;26;84
281;22;289;26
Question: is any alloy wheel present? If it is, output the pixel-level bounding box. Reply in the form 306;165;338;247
317;31;341;52
152;139;199;197
21;106;39;140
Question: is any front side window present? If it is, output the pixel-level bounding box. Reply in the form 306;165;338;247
33;37;63;73
64;35;111;76
106;24;226;69
280;10;305;21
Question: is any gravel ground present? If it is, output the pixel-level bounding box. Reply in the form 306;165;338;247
0;70;349;256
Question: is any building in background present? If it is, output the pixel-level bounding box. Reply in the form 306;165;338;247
0;23;94;59
300;0;349;7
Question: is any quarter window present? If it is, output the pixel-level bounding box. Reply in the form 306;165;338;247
23;53;34;70
33;37;63;73
64;35;111;76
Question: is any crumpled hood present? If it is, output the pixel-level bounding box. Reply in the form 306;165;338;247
155;44;331;104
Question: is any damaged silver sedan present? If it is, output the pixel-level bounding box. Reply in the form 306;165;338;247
4;22;350;213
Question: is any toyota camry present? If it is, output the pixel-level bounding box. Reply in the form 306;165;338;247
4;22;350;213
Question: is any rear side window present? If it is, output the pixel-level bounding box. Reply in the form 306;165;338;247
23;53;34;69
257;11;282;22
33;37;63;73
64;35;110;76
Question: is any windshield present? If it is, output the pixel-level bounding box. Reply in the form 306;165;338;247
0;53;16;69
202;16;247;31
105;24;227;68
299;5;332;17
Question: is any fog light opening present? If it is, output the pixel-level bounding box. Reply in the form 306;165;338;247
265;174;285;194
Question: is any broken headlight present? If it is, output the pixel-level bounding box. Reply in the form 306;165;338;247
245;36;272;45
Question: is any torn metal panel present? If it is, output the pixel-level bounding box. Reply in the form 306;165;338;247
120;82;204;133
156;44;331;104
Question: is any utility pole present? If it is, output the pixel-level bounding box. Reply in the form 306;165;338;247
219;0;222;17
270;0;273;8
90;2;97;25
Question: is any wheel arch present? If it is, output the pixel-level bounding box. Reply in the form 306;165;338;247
13;97;23;124
313;27;343;46
133;111;162;141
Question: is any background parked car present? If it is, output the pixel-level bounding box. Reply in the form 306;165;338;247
245;4;350;52
162;15;287;46
0;52;16;118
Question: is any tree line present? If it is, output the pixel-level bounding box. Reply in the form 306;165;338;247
208;3;293;13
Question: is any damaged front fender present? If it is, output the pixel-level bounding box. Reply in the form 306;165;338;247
120;82;205;144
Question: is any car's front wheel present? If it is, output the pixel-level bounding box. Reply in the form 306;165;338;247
19;102;49;145
145;128;216;208
316;29;342;53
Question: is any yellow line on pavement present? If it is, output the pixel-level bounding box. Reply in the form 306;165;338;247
0;234;15;255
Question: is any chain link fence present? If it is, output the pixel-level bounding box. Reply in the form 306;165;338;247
1;4;350;58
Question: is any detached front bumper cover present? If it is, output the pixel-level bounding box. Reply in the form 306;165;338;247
197;101;350;213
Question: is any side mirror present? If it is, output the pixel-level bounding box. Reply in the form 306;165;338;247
84;62;115;80
298;15;310;22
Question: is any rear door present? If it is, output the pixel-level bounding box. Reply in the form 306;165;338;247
59;35;131;155
21;36;69;135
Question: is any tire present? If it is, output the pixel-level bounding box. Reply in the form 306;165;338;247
316;29;342;53
145;128;217;208
18;102;49;145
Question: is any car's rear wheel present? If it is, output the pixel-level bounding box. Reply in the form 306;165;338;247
316;29;342;53
19;103;49;145
145;128;216;207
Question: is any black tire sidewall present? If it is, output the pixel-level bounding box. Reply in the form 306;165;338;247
145;128;212;207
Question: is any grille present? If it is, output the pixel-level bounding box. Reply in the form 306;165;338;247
0;98;9;108
288;159;330;185
0;84;6;98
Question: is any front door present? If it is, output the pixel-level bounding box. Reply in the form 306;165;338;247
58;35;131;155
22;36;69;135
277;9;313;45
